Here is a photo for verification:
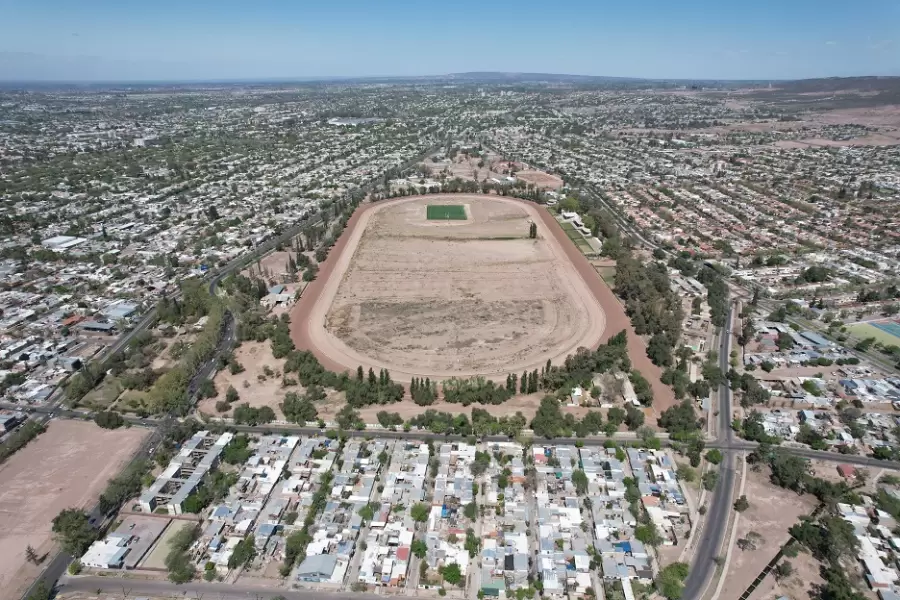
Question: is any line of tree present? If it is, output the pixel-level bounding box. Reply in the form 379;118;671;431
442;376;514;406
0;420;45;465
281;470;335;576
232;403;276;426
146;285;226;414
410;377;438;406
282;388;320;423
530;396;606;439
542;330;631;395
93;410;125;429
278;331;403;408
697;265;729;328
166;523;200;583
614;251;684;369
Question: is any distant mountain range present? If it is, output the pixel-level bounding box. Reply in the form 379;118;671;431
0;60;898;93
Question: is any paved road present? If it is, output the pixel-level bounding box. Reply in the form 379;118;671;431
682;304;737;600
61;575;378;600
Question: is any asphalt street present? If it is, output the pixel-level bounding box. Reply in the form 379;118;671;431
682;304;736;600
61;576;380;600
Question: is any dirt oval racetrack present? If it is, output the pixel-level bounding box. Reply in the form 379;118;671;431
289;193;676;413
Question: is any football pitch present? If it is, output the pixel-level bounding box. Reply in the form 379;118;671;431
426;204;467;220
849;321;900;346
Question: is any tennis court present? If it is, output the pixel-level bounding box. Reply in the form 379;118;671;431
873;320;900;340
426;204;467;220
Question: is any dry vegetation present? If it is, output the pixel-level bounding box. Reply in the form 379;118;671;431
316;195;606;381
718;466;818;600
0;421;147;598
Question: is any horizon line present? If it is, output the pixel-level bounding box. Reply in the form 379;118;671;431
0;72;898;87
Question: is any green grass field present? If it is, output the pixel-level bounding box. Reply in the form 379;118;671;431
848;322;900;346
426;205;467;220
78;376;124;410
596;265;617;286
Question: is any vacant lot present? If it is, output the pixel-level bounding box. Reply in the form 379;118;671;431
139;520;192;570
747;548;824;600
718;467;817;600
197;341;288;420
302;195;607;381
0;420;147;597
514;170;564;190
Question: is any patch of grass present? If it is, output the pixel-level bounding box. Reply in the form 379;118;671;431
848;323;900;346
118;389;150;412
426;205;467;220
596;266;617;286
79;376;124;410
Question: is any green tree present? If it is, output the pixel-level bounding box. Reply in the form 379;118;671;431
442;562;463;586
411;539;428;559
773;561;793;580
635;523;663;547
51;509;96;557
227;535;257;569
225;385;239;403
705;449;723;465
572;469;589;495
657;562;689;599
411;502;431;523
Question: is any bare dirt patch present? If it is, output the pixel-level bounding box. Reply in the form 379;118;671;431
718;467;817;600
242;249;297;281
0;420;147;597
747;548;824;600
300;195;606;381
515;170;564;190
197;341;288;420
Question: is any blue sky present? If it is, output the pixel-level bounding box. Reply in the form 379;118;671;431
0;0;897;81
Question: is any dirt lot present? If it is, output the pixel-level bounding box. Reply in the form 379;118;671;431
139;520;192;570
514;170;564;190
718;467;818;600
297;195;606;381
242;249;297;281
0;420;147;598
747;548;824;600
197;341;289;420
291;193;676;415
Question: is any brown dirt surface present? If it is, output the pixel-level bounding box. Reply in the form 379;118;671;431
515;170;564;190
197;341;288;420
293;195;606;381
290;194;675;415
747;549;824;600
0;420;148;597
242;249;297;280
719;466;818;600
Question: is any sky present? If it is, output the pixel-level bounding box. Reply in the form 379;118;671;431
0;0;898;82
